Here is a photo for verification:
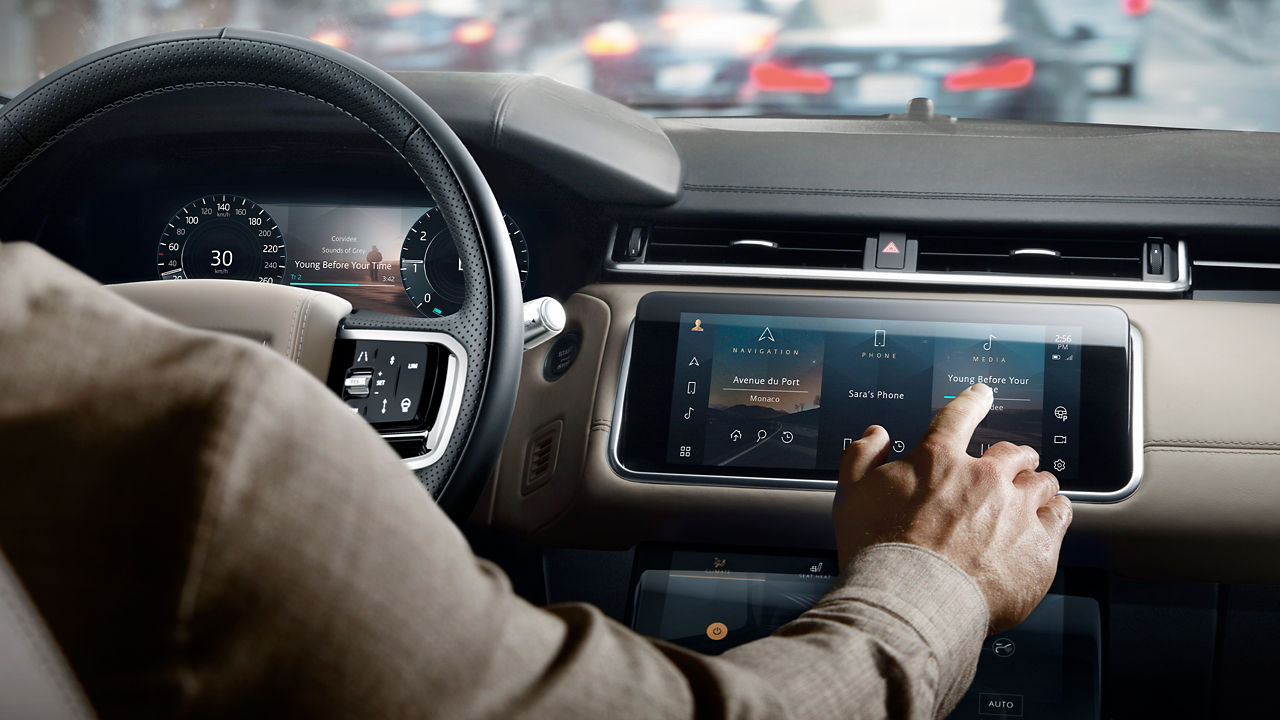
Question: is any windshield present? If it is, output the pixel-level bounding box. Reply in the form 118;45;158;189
1;0;1275;131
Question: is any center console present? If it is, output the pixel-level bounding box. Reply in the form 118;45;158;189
628;547;1103;719
612;292;1141;500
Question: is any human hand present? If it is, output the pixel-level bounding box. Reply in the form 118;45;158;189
833;383;1072;633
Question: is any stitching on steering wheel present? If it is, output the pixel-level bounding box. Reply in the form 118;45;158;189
295;294;316;365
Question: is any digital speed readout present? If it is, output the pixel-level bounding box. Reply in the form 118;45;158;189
156;195;286;283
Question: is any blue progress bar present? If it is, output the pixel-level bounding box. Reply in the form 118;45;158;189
943;395;957;399
290;282;363;287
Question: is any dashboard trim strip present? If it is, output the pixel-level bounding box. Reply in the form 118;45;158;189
605;240;1190;295
337;328;467;471
607;321;1145;503
1193;260;1280;270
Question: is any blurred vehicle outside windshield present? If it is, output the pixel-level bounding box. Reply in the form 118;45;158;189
2;0;1280;131
746;0;1089;122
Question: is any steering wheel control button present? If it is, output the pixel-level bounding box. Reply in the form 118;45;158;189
705;622;728;641
542;331;582;382
343;371;372;398
388;345;431;425
335;340;438;429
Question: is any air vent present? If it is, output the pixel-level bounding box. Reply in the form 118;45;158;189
523;420;563;495
631;226;865;269
916;236;1146;279
608;223;1188;293
1190;238;1280;300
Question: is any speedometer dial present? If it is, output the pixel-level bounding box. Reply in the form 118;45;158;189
399;207;529;317
156;195;286;283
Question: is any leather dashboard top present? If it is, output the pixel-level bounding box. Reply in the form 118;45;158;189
658;116;1280;232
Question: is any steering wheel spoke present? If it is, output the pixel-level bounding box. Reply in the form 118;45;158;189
329;327;469;472
108;279;353;382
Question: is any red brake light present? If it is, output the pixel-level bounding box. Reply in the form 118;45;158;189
748;61;832;94
942;56;1035;93
1123;0;1151;16
453;19;495;46
583;22;639;57
309;30;349;50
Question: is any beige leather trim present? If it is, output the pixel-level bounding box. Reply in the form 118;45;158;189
484;294;611;535
486;282;1280;583
108;280;352;382
0;552;94;720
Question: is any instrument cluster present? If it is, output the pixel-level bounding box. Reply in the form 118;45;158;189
156;194;530;317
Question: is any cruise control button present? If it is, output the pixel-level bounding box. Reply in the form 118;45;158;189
343;371;372;398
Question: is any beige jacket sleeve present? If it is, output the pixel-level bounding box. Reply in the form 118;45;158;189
0;242;987;720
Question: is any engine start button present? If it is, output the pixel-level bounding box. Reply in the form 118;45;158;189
705;622;728;641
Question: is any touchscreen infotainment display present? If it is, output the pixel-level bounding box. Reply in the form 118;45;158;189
668;312;1080;475
615;293;1137;498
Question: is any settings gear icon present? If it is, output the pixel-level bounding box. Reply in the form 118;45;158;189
1052;458;1067;473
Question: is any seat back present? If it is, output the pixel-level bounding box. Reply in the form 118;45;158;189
0;550;96;720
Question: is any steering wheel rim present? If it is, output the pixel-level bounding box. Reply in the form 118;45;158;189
0;28;524;515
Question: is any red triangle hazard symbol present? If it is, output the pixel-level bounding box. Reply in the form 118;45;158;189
883;241;901;254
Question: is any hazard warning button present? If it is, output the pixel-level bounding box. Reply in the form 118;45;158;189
875;234;907;269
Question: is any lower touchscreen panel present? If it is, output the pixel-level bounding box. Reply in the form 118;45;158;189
629;548;1102;720
615;293;1137;499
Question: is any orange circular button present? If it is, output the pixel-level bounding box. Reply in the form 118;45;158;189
706;622;728;641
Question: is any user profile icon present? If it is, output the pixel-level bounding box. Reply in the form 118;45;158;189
691;318;705;332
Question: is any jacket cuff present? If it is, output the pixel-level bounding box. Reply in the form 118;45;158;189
830;543;989;697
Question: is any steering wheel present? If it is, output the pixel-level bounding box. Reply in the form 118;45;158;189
0;29;524;515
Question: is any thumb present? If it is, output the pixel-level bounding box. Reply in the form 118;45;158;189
840;425;891;485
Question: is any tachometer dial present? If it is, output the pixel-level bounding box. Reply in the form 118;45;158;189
156;195;286;283
399;207;529;317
